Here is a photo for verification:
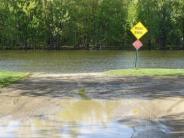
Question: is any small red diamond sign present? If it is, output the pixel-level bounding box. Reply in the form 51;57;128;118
133;40;143;50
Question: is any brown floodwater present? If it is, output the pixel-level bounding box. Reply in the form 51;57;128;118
1;49;184;137
0;74;184;138
0;97;183;138
1;50;184;73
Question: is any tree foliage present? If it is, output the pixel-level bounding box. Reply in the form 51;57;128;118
0;0;183;50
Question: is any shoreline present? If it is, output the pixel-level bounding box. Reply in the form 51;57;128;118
31;68;184;77
2;68;184;88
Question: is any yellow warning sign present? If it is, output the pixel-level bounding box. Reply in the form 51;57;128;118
131;22;148;39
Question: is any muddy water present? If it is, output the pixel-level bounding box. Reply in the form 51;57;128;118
0;95;183;138
0;75;184;138
1;50;184;73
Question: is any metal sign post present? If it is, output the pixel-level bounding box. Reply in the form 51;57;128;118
135;49;138;68
132;40;143;68
130;22;148;69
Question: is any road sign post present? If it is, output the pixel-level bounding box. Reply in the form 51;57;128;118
130;22;148;68
133;40;143;69
135;49;138;68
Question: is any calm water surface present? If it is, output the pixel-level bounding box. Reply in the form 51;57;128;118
0;50;184;73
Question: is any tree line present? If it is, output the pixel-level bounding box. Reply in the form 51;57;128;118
0;0;183;50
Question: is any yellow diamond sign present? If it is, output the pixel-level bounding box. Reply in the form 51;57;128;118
131;22;148;39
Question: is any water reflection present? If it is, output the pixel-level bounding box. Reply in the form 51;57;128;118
0;118;20;138
0;99;181;138
1;50;184;73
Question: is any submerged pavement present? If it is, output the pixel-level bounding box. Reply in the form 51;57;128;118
0;73;184;138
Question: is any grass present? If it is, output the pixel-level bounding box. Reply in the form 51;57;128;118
78;88;91;100
105;68;184;77
1;69;184;88
0;71;29;87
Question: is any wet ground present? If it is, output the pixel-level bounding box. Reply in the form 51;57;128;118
0;73;184;138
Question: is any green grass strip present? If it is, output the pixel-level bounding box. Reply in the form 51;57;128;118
105;68;184;77
0;71;29;87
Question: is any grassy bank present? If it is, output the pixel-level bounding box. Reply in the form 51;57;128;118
0;71;29;87
105;68;184;77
